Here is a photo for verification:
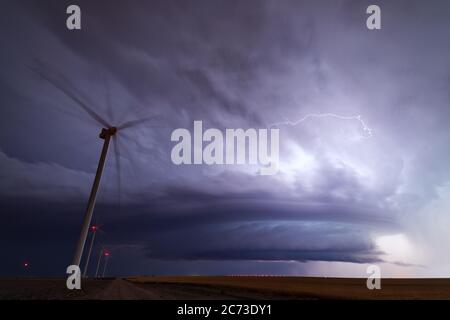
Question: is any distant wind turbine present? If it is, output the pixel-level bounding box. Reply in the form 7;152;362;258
83;224;98;276
95;247;104;278
102;250;111;278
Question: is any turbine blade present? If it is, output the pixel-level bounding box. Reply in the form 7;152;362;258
28;64;110;128
112;135;122;211
103;72;114;124
39;99;94;124
116;132;141;185
121;130;153;154
118;115;163;130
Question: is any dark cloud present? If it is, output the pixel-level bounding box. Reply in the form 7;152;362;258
1;0;450;276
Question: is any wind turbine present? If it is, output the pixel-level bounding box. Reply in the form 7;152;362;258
83;224;98;276
29;62;158;269
95;247;104;278
102;250;111;277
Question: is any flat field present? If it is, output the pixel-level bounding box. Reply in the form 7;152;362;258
1;276;449;300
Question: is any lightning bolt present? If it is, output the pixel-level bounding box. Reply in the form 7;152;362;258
269;113;372;138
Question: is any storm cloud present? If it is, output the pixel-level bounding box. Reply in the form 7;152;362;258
1;0;450;277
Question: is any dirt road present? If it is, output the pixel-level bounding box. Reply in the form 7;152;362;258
90;279;275;299
90;279;160;299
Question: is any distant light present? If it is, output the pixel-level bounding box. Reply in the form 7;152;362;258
91;225;98;232
23;262;29;268
104;251;110;257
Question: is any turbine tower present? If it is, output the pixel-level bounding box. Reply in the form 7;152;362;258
72;126;116;267
83;224;99;276
95;247;104;278
102;251;111;278
30;62;158;269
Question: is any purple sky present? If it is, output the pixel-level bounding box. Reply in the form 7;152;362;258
1;0;450;277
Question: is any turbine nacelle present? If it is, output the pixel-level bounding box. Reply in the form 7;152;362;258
99;127;117;139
